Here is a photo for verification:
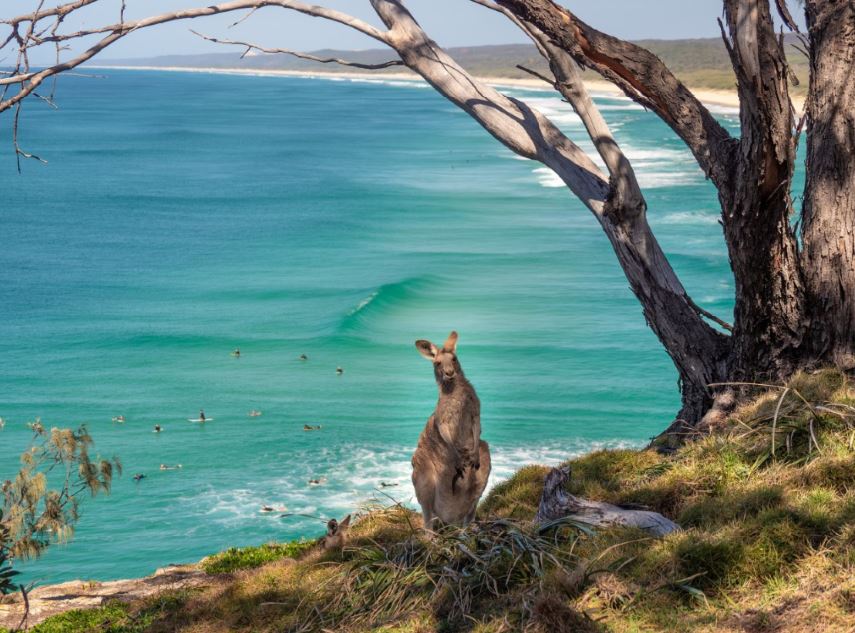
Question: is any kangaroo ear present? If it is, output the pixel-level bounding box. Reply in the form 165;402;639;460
443;331;458;353
415;339;437;360
340;514;351;529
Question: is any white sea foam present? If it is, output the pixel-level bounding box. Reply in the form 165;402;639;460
532;167;565;188
596;103;644;111
348;291;379;316
339;77;430;89
521;97;584;128
180;438;640;534
657;211;720;226
704;103;740;117
636;170;703;188
622;146;694;164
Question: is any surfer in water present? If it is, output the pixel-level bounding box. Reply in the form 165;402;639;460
299;353;308;361
199;409;206;422
336;366;344;375
133;473;146;482
153;424;162;433
303;424;322;431
232;348;240;358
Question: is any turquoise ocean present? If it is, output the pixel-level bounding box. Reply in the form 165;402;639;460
1;70;744;585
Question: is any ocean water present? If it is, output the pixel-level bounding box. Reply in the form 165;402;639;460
1;70;738;585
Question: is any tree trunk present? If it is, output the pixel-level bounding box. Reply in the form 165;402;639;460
801;1;855;369
717;0;806;384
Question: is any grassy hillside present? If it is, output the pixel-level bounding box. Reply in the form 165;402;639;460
99;38;810;94
12;369;855;632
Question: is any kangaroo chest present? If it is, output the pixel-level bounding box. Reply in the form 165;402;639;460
434;393;476;443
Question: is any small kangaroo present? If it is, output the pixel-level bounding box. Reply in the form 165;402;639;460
412;331;491;529
321;514;351;550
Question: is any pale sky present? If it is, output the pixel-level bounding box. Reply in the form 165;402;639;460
6;1;804;62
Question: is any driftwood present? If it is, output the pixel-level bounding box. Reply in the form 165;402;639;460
535;467;680;537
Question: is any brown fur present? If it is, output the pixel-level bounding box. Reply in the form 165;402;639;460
321;514;351;550
412;331;491;529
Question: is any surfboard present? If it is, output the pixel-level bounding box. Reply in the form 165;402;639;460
187;418;214;423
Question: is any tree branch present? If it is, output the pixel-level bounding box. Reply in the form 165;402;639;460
190;30;404;69
0;0;392;114
494;0;737;189
374;0;730;408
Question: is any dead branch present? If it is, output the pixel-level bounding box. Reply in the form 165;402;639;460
495;0;736;189
536;467;680;536
191;31;404;69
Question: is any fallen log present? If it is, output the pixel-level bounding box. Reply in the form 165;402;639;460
535;466;680;536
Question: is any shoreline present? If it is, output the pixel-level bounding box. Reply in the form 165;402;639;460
87;64;756;110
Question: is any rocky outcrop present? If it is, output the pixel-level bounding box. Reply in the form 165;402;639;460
0;564;213;629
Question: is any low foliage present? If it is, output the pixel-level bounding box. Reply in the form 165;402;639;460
18;592;192;633
1;423;119;596
201;540;316;574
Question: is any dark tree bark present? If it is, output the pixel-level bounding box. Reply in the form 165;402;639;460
718;0;805;383
801;1;855;369
495;0;855;444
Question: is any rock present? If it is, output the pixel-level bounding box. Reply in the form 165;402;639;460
0;564;213;629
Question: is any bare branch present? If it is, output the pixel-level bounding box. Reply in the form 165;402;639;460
514;64;552;85
228;7;259;28
375;0;729;403
0;0;393;114
468;0;549;58
685;295;734;332
494;0;737;189
9;0;389;47
1;0;99;28
373;0;609;210
774;0;801;33
191;30;404;69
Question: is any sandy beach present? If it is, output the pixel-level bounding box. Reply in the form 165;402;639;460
90;64;766;111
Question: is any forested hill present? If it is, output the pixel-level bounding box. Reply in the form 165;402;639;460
98;38;809;93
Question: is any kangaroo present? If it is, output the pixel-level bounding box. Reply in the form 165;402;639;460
321;514;351;550
412;331;491;530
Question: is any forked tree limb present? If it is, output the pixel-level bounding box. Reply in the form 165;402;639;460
471;0;645;214
494;0;737;189
467;0;732;379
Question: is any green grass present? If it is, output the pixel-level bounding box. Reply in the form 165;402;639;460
15;369;855;631
19;591;191;633
200;540;316;574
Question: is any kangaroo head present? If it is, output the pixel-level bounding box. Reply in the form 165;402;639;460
415;331;461;387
